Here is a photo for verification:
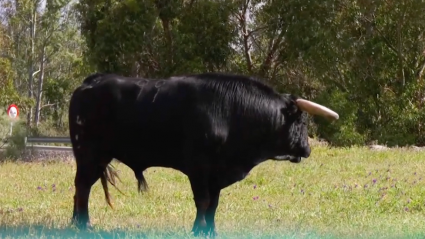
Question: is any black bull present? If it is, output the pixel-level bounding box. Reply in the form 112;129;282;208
68;72;339;236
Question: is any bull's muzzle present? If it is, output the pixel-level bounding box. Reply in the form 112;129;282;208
273;155;303;163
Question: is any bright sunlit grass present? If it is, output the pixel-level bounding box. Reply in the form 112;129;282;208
1;146;425;238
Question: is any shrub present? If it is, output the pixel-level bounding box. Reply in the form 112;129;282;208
312;89;366;147
0;113;27;160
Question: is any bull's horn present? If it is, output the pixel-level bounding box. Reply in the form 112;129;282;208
296;99;339;121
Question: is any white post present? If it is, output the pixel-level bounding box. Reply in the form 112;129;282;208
9;121;14;136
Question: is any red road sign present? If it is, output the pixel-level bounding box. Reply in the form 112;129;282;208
7;104;19;120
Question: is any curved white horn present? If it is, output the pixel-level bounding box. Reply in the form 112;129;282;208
296;99;339;121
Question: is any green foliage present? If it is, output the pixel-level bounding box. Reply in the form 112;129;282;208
3;0;425;147
0;58;34;116
314;90;366;146
0;113;27;160
77;0;238;76
175;0;237;73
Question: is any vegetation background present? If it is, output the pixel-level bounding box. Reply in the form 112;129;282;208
1;0;425;155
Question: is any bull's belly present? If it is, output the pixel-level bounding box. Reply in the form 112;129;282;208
109;136;187;169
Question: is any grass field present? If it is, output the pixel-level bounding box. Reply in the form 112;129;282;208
1;146;425;239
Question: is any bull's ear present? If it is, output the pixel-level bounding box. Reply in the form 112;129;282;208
281;99;299;116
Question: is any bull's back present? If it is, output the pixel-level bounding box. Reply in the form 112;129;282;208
112;78;203;156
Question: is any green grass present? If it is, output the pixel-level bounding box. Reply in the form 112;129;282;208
1;146;425;239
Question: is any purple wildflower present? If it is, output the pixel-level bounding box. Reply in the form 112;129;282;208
253;196;259;200
37;186;42;190
372;179;377;184
253;185;257;189
405;207;409;212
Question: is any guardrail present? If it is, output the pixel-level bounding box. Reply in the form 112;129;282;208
24;136;73;152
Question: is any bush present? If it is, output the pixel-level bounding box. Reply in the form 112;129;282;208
0;113;27;160
312;89;366;147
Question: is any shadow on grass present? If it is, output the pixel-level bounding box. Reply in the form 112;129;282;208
0;224;167;239
1;224;424;239
0;224;330;239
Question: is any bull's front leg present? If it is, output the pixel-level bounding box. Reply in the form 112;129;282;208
189;175;212;237
204;187;221;238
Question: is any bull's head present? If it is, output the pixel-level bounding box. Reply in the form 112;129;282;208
273;95;339;163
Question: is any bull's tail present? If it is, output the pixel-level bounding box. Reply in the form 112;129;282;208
100;164;126;209
101;165;149;208
136;172;149;193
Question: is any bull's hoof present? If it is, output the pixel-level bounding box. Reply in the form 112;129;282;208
192;227;217;238
71;218;93;231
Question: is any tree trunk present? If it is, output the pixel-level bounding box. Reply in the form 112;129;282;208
34;46;45;126
27;5;36;126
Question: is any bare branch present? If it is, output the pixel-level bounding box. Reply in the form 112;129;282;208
41;103;55;109
418;59;425;81
258;28;285;77
362;15;407;63
247;25;268;38
238;0;253;73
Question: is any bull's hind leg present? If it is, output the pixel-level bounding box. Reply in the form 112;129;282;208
72;153;112;230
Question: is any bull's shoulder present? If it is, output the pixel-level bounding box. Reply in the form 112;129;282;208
180;72;280;96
